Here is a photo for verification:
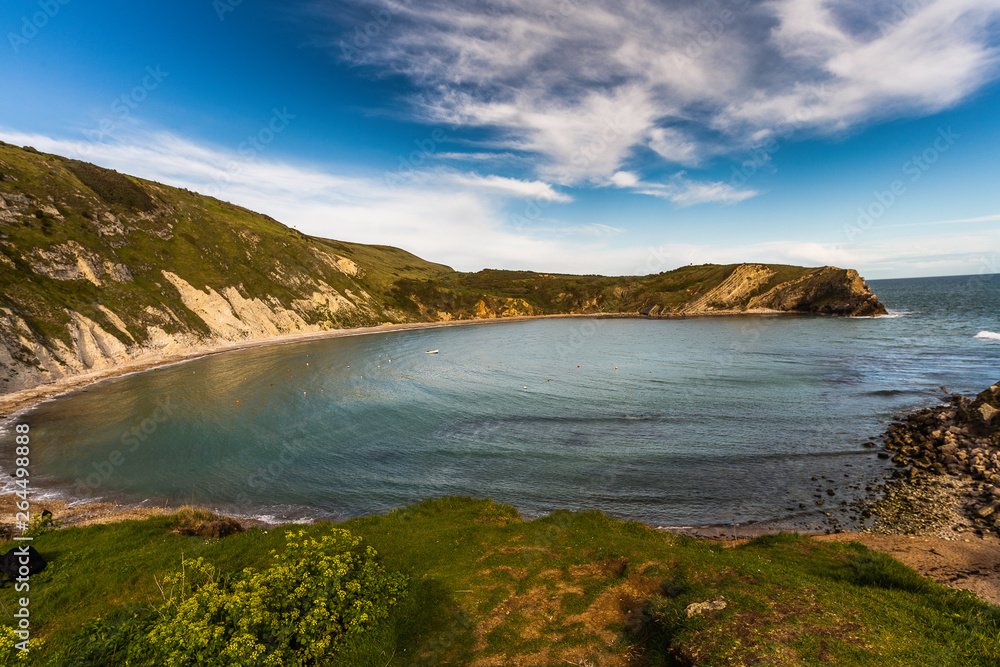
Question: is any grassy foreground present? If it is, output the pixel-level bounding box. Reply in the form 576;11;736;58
3;497;999;666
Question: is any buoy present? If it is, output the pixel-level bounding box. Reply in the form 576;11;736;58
236;400;239;404
615;367;618;371
577;365;580;368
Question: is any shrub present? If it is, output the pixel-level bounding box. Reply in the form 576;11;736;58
140;528;407;666
66;160;156;212
23;512;62;538
169;507;243;538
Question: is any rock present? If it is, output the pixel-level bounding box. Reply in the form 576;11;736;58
975;501;1000;519
685;597;727;617
978;403;998;424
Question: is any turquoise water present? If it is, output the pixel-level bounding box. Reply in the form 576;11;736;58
5;274;1000;528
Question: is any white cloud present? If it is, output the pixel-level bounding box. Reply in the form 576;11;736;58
647;127;702;166
2;127;994;279
320;0;1000;182
611;171;759;206
427;172;572;203
610;171;639;188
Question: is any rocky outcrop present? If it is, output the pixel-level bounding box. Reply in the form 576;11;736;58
677;264;777;314
747;267;887;317
871;383;1000;536
474;296;539;319
646;264;886;317
28;240;133;286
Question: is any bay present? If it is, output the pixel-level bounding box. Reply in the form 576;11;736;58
5;273;999;529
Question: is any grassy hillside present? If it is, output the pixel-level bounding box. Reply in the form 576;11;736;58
4;498;998;666
0;141;885;394
0;141;449;344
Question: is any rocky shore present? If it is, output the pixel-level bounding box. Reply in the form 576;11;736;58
856;382;1000;539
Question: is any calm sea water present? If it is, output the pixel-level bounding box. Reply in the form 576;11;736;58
4;274;999;528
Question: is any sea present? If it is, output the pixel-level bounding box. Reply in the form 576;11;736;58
3;273;999;531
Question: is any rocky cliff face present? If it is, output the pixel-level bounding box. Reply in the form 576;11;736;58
0;143;446;394
746;267;887;317
0;143;889;397
474;296;539;319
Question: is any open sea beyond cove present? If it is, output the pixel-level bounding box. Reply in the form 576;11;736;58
5;274;1000;530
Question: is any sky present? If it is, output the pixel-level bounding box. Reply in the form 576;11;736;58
1;0;999;279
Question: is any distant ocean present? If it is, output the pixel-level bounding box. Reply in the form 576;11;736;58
4;273;999;530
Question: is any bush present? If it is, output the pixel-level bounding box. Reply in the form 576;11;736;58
24;511;62;538
66;528;408;666
169;507;243;538
66;160;156;212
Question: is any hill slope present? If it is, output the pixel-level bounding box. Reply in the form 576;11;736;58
0;142;885;394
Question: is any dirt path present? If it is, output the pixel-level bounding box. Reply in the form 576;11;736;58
813;532;1000;606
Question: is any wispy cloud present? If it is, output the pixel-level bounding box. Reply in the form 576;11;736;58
313;0;1000;184
610;171;758;206
412;171;572;203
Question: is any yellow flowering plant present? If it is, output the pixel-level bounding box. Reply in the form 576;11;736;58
144;529;407;666
0;625;43;664
64;528;407;666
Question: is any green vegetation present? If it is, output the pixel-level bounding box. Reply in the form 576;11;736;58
2;498;997;666
61;529;406;666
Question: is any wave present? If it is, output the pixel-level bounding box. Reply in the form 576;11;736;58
853;309;911;320
865;389;920;397
975;331;1000;341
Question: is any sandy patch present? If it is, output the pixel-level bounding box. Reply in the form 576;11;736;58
813;531;1000;606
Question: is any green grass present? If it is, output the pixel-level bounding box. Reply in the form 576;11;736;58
3;497;998;666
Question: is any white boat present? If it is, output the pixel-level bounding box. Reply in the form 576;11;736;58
425;350;439;354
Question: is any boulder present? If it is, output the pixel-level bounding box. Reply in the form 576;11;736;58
978;403;998;424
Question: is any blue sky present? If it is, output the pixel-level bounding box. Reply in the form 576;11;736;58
2;0;999;278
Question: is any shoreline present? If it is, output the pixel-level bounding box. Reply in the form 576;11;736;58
0;308;842;421
0;314;571;420
6;491;998;606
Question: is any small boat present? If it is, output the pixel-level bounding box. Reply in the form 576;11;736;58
425;350;439;354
